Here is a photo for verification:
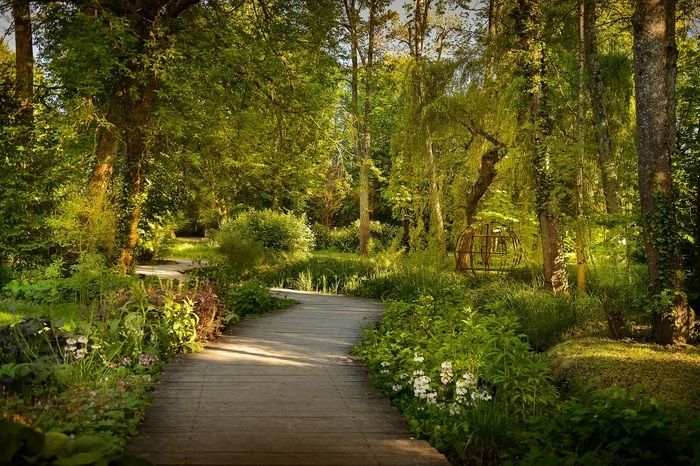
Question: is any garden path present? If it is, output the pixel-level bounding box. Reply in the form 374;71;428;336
128;289;450;466
134;259;202;281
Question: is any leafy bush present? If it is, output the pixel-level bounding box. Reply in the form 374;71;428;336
225;280;294;319
221;210;314;254
47;192;119;262
216;230;266;276
135;213;180;262
517;389;700;465
356;297;556;462
0;418;152;465
2;254;133;306
318;221;399;253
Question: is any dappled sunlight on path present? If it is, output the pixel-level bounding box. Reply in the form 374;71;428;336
128;289;449;466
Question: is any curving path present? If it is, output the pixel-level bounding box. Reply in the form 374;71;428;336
128;289;449;466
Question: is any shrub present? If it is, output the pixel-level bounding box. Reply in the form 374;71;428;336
47;192;119;262
225;280;294;319
356;297;557;462
221;210;314;254
0;418;152;465
216;230;266;276
323;221;399;253
309;223;333;250
517;389;700;465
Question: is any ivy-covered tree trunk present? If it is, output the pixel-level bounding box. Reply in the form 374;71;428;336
518;0;569;294
583;0;620;215
12;0;32;125
576;0;587;295
632;0;694;344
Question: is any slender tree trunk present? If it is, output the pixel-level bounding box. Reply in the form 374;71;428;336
412;0;445;252
359;0;376;256
517;0;569;293
425;126;446;250
632;0;694;343
343;0;365;255
576;0;587;295
584;0;620;215
12;0;32;125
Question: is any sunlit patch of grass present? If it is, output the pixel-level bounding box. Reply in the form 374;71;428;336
166;238;221;261
0;300;85;327
548;337;700;413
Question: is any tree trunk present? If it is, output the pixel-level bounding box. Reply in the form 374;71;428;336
517;0;569;294
12;0;33;125
118;77;158;271
359;0;375;256
576;0;587;295
632;0;694;344
425;127;446;250
87;114;120;201
584;0;620;215
464;148;505;227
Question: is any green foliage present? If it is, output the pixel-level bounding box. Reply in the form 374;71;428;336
0;418;152;466
517;389;700;465
47;195;119;263
356;296;556;462
313;221;399;253
221;210;314;255
470;280;603;351
216;230;266;276
225;280;294;319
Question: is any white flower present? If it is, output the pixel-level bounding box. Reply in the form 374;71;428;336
75;348;87;359
462;372;476;387
65;338;77;345
391;384;402;392
380;361;391;367
440;361;453;385
425;392;437;404
91;345;101;349
77;336;88;344
448;404;462;416
380;369;390;375
399;373;408;380
413;352;425;363
65;346;76;352
412;370;424;377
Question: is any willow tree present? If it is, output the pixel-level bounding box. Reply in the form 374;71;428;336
632;0;694;343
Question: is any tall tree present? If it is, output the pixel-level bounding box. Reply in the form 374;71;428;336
11;0;32;124
516;0;569;293
576;0;587;295
583;0;620;215
632;0;694;343
412;0;446;252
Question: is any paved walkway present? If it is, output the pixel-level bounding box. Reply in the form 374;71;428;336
128;289;449;466
135;259;203;281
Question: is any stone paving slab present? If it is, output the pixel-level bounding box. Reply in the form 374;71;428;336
128;289;450;466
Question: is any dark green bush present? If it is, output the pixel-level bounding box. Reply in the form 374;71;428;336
226;280;294;319
221;210;314;254
517;389;700;465
321;221;399;253
216;230;266;275
0;418;152;465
